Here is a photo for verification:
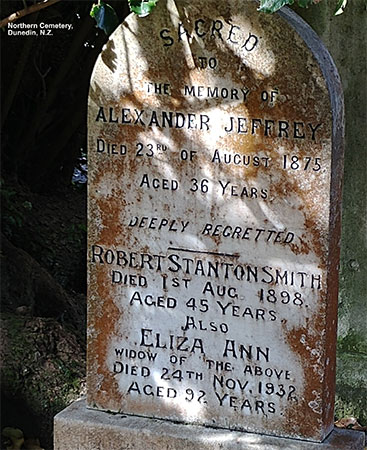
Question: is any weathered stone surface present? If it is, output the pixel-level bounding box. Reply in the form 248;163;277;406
294;0;367;426
54;399;365;450
87;0;343;442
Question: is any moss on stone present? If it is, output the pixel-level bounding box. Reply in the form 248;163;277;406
335;353;367;425
338;332;367;355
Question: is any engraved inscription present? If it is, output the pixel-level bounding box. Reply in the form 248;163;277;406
87;0;342;442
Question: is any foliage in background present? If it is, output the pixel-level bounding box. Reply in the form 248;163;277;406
259;0;348;13
90;0;158;34
0;179;32;238
0;0;349;37
89;0;348;35
90;1;119;34
128;0;159;17
259;0;314;13
334;0;348;15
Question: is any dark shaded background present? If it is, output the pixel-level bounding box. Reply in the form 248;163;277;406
1;1;129;448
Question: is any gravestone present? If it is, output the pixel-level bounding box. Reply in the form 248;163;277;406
85;0;345;443
54;0;366;447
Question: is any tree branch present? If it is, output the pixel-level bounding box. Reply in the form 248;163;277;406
0;0;62;28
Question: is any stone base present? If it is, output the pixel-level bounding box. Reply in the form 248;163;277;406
54;399;365;450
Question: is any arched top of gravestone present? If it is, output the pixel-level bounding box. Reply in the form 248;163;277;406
88;1;344;218
89;0;343;128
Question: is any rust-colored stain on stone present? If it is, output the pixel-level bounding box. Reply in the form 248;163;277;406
87;269;123;409
86;0;344;443
283;319;329;440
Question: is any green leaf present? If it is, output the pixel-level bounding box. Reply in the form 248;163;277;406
258;0;316;13
128;0;159;17
296;0;314;7
258;0;294;14
90;2;119;36
335;0;347;15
